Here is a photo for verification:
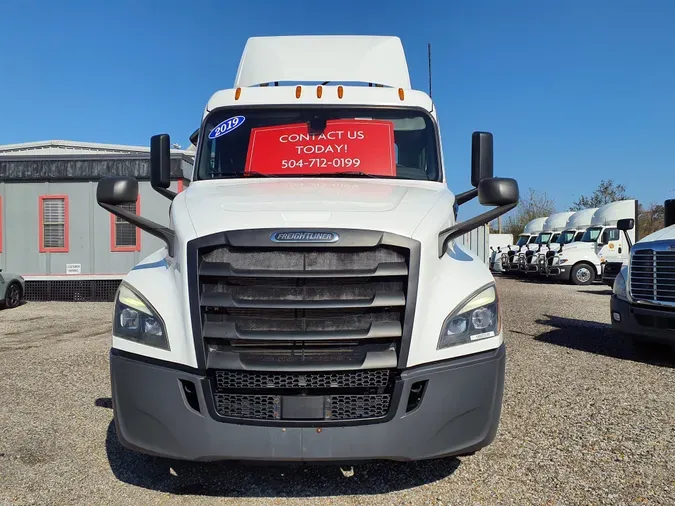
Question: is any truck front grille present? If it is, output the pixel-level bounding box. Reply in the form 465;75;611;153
630;248;675;305
188;230;419;424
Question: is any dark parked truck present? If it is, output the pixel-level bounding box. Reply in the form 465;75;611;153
96;35;520;462
611;199;675;347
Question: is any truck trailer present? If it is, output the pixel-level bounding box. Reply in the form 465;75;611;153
95;35;519;462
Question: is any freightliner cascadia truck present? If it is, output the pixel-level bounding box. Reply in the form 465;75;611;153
611;199;675;348
95;35;519;462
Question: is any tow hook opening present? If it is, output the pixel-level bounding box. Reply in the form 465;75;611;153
180;379;201;413
406;380;428;413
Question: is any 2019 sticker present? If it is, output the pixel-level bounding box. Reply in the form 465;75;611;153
209;116;245;139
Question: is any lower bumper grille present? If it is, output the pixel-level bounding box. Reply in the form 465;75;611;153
213;392;392;420
214;394;280;420
327;394;391;420
216;369;390;390
212;368;394;421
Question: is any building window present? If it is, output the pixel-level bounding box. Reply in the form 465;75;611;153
111;196;141;252
39;196;69;253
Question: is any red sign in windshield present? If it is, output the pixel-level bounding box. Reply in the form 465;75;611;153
244;119;396;176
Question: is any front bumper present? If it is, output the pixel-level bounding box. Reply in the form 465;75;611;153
610;296;675;344
110;344;506;462
546;264;571;281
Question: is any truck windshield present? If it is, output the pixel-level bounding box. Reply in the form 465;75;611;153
581;227;602;243
535;233;552;244
556;230;576;244
527;236;537;244
515;235;529;246
196;107;441;181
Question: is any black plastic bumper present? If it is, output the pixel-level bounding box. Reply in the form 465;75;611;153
547;265;571;281
110;344;506;462
610;296;675;344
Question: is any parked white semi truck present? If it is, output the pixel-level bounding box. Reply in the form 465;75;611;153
537;207;598;276
488;233;513;272
520;211;575;273
611;199;675;347
94;35;520;462
500;217;548;273
547;200;637;285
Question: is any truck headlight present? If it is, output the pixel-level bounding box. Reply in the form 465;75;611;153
559;258;569;264
438;284;500;349
113;283;169;350
613;270;628;301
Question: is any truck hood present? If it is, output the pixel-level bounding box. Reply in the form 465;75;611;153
637;225;675;243
559;242;594;255
182;179;448;238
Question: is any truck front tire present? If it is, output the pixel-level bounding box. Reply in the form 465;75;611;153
570;263;595;286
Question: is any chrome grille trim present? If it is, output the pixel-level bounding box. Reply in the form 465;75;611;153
629;242;675;308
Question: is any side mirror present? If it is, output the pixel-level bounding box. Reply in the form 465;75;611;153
151;134;176;200
617;218;634;231
96;176;138;205
471;131;494;187
96;175;176;256
665;199;675;228
477;177;519;206
439;176;519;256
189;128;199;146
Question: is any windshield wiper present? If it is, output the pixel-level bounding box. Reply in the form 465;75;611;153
310;171;386;179
208;171;277;178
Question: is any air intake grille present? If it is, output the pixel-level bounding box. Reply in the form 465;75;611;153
212;393;392;420
214;394;280;420
198;244;409;370
326;394;391;420
215;369;390;390
630;249;675;305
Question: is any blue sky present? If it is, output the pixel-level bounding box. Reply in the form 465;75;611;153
1;0;673;215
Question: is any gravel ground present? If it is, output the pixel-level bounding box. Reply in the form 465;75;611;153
0;277;673;505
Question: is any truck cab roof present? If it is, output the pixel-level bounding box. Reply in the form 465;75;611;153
204;36;433;117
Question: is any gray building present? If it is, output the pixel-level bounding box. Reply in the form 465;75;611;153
0;140;194;300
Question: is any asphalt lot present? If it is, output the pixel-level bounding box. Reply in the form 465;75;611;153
1;277;673;505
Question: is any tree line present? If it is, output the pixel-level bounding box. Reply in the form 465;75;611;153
492;180;665;241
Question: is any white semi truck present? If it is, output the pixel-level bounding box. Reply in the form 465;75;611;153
95;35;519;462
499;217;548;273
520;211;575;273
537;207;598;277
547;200;637;285
611;199;675;348
488;233;513;272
